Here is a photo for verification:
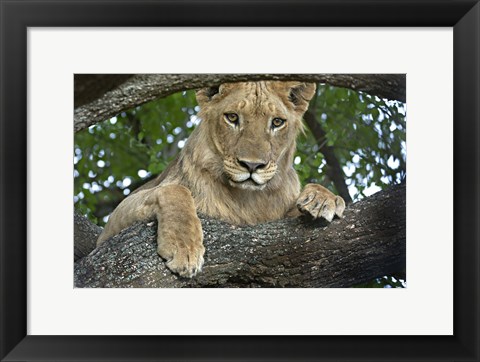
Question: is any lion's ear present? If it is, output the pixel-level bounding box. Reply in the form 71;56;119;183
196;83;237;107
196;85;221;107
288;83;317;114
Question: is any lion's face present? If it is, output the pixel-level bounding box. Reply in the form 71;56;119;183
196;81;316;191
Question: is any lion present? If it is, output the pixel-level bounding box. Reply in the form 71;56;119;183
97;81;345;277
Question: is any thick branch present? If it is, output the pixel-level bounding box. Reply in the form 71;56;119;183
74;183;405;288
74;74;134;108
74;210;102;262
74;74;405;132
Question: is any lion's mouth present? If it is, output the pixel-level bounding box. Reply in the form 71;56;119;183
228;175;267;190
230;170;268;183
223;159;277;190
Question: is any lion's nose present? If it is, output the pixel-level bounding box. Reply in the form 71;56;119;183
237;159;267;173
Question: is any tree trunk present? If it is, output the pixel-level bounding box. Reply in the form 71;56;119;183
304;110;353;204
74;74;405;132
74;183;405;288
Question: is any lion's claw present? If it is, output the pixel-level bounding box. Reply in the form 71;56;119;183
297;184;345;221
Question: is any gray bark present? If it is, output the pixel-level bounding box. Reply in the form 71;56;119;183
74;74;405;132
74;183;405;288
74;210;102;262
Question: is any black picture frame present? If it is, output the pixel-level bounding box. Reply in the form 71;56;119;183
1;1;479;361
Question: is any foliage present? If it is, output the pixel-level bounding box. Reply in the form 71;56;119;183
74;90;198;224
294;85;406;200
353;275;406;288
74;82;406;288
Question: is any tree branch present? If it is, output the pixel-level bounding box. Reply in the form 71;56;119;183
303;109;353;204
74;183;405;288
74;74;405;132
74;210;102;262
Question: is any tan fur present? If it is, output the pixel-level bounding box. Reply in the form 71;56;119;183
97;81;345;277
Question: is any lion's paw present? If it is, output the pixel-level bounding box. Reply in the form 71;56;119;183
157;232;205;278
296;184;345;222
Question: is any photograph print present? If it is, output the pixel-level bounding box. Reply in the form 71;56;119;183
73;74;406;288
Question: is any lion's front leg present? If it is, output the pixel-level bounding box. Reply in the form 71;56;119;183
97;184;204;278
154;184;204;278
295;183;345;221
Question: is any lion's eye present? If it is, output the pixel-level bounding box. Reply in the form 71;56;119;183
272;117;286;129
224;113;239;124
